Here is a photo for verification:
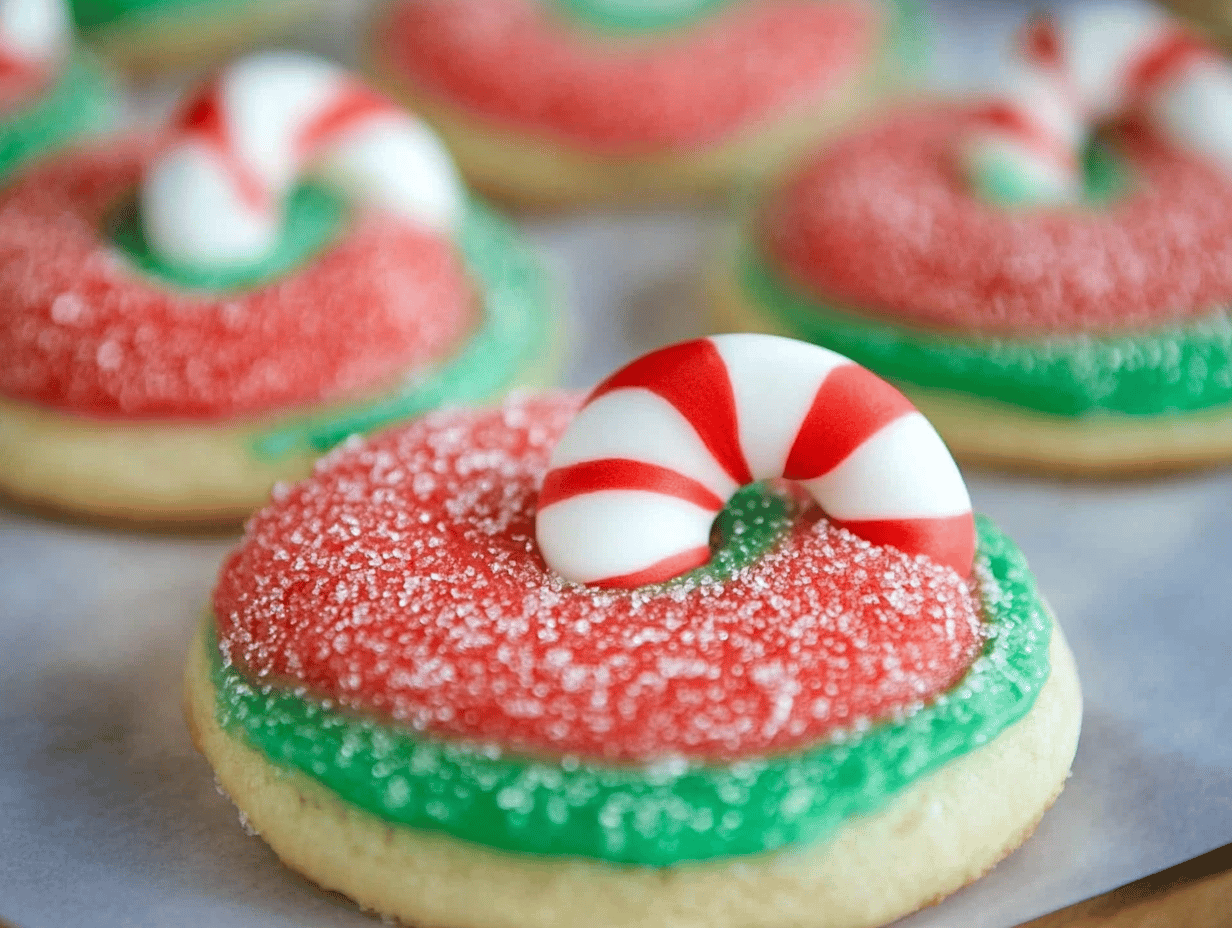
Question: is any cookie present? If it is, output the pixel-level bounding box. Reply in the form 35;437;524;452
185;335;1082;928
367;0;924;206
713;6;1232;474
0;52;556;525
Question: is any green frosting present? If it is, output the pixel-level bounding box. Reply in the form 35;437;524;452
885;0;930;78
249;197;554;459
0;52;117;181
110;184;345;292
550;0;735;31
70;0;246;32
109;188;552;459
975;137;1131;208
739;245;1232;417
551;0;929;57
210;493;1052;866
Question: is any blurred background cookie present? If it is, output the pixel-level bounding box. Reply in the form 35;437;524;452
714;3;1232;474
368;0;926;206
0;53;558;525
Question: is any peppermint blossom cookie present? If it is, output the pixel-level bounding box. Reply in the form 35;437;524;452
69;0;317;73
0;53;556;525
367;0;925;206
0;0;118;180
184;335;1081;928
715;6;1232;474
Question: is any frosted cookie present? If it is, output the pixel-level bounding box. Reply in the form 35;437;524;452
0;52;556;525
714;5;1232;474
0;0;117;180
69;0;317;73
367;0;924;206
185;334;1081;928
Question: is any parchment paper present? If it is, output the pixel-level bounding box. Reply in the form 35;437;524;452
3;2;1230;926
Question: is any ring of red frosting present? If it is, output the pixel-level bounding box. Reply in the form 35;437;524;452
378;0;880;151
764;107;1232;335
214;395;983;764
0;141;475;420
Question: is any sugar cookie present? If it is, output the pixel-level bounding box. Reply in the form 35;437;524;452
0;53;556;524
186;336;1081;928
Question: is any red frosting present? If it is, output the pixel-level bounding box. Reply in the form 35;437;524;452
215;395;983;763
0;141;474;420
379;0;879;151
764;107;1232;335
0;66;45;112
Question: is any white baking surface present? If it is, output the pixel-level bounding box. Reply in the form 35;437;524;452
3;1;1231;926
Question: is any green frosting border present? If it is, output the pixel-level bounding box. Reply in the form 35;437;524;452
0;52;117;181
111;184;345;293
550;0;735;32
975;137;1131;209
550;0;928;49
71;0;250;33
209;510;1052;866
739;244;1232;418
248;197;555;460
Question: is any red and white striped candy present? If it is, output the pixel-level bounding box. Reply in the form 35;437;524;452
964;3;1232;205
535;335;975;588
0;0;68;79
140;52;464;269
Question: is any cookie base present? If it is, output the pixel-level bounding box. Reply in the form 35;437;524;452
0;345;559;527
183;618;1082;928
711;261;1232;476
367;23;895;209
82;0;319;75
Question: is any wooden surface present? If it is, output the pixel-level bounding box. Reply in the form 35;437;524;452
1020;844;1232;928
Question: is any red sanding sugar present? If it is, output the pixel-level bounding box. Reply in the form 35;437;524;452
215;395;983;763
765;107;1232;335
0;141;475;420
381;0;877;150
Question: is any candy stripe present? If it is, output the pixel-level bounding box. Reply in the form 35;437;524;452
549;390;741;500
535;490;720;584
539;459;726;512
962;5;1232;205
803;414;971;522
296;86;391;152
176;85;269;211
590;339;753;486
783;363;916;481
140;52;464;270
582;546;715;589
966;102;1078;174
1122;31;1213;105
536;334;975;586
831;515;977;574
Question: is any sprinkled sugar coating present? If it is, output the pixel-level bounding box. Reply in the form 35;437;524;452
215;394;982;763
380;0;878;151
765;107;1232;336
0;141;474;419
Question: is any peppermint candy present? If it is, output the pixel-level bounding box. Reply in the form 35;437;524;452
140;52;464;269
963;3;1232;205
536;335;975;587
